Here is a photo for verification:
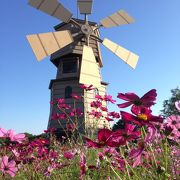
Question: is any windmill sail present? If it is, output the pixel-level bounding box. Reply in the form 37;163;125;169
79;45;101;87
26;30;73;61
102;38;139;69
28;0;73;23
100;10;134;28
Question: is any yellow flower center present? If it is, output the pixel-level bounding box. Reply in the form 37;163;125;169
137;113;148;121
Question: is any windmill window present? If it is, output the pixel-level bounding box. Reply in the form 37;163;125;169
65;86;72;99
63;60;77;74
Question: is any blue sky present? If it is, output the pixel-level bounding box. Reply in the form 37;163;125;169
0;0;179;135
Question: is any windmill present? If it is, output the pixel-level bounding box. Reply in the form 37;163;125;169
26;0;139;135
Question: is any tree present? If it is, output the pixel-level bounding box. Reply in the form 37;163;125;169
161;87;180;117
112;119;125;131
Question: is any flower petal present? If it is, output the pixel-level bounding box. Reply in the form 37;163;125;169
117;102;133;108
141;89;157;103
120;111;142;126
98;129;113;143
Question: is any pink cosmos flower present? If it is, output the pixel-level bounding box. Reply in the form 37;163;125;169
120;108;164;127
50;98;65;105
103;147;120;157
44;127;57;133
104;95;116;104
58;113;67;120
0;128;26;144
69;108;83;117
58;103;70;110
113;123;141;144
51;113;67;120
67;124;76;132
95;94;104;101
0;128;7;137
165;115;180;130
80;84;94;91
144;126;157;143
44;163;65;177
88;110;103;119
63;149;77;159
85;129;126;148
175;101;180;111
90;100;102;108
108;112;120;119
117;89;157;112
0;156;18;177
71;93;81;100
100;106;108;112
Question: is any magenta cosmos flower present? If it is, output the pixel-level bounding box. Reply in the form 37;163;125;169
121;108;164;127
0;156;18;177
85;129;126;148
71;93;82;100
113;123;141;143
80;84;94;91
117;89;157;112
175;101;180;112
63;149;77;159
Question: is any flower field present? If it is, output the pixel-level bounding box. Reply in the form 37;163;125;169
0;88;179;179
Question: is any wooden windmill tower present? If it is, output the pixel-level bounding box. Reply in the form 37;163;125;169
26;0;139;135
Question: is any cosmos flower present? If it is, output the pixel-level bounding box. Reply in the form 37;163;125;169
85;129;126;148
66;124;76;132
51;113;67;120
63;149;77;159
0;156;18;177
0;128;26;143
144;126;157;143
165;115;180;130
175;101;180;112
104;95;116;104
117;89;157;112
44;127;57;133
80;84;94;91
90;101;102;108
71;93;81;100
108;112;120;119
120;108;164;127
113;123;141;143
69;108;83;117
95;94;104;101
0;128;7;138
88;110;103;119
100;106;108;112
